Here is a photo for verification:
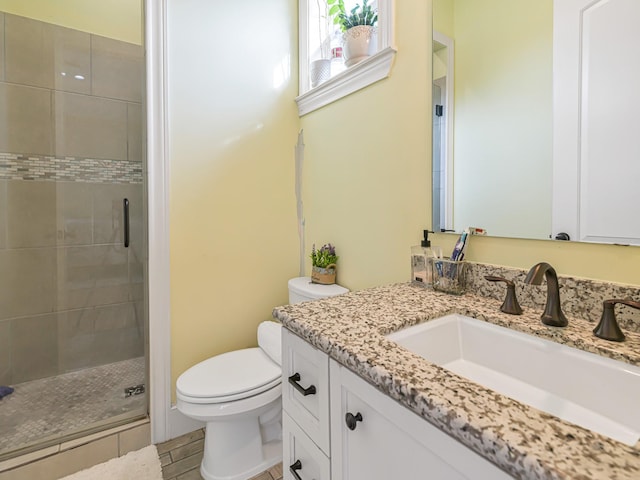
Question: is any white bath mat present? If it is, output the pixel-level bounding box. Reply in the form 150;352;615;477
59;445;162;480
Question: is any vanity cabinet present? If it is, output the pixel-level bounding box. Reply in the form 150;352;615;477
282;328;510;480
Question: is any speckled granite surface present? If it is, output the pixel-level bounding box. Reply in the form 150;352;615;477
273;278;640;480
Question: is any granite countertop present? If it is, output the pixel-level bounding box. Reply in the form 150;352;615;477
272;283;640;480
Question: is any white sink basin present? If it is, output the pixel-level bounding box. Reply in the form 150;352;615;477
387;314;640;446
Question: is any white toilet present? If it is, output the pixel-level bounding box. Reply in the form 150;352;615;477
176;277;348;480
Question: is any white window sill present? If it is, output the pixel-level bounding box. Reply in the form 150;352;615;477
295;47;397;116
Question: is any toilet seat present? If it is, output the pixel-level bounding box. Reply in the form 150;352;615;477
176;347;281;404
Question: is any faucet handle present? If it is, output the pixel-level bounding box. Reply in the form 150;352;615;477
593;299;640;342
484;276;523;315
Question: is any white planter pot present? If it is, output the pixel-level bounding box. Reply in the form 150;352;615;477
309;59;331;88
343;25;377;67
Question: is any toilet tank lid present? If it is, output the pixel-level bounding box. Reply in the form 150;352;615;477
288;277;349;299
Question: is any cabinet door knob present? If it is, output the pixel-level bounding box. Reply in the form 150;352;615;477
345;411;363;430
289;459;303;480
288;373;317;396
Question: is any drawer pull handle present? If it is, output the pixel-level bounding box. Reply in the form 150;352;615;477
289;459;303;480
288;373;317;396
345;411;363;430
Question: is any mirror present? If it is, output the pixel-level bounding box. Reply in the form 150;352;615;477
432;0;640;245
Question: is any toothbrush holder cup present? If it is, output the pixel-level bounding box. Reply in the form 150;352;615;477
431;259;467;295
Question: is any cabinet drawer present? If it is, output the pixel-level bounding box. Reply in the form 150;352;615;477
282;328;330;454
283;412;331;480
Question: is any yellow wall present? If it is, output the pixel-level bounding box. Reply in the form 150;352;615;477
167;0;300;396
433;0;454;37
0;0;142;44
300;0;432;290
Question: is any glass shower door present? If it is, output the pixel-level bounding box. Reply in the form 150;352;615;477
0;4;147;460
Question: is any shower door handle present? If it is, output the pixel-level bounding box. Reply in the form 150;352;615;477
123;198;130;248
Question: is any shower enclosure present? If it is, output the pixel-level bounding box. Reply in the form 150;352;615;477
0;5;147;460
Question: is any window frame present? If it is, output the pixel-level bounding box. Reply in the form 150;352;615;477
296;0;396;116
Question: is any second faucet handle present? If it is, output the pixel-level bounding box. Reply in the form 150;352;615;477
485;276;523;315
593;298;640;342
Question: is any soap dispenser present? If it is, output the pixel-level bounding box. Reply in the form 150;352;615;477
411;230;442;287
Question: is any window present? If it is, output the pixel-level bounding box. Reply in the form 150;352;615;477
296;0;396;115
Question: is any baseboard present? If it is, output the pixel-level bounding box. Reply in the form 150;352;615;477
167;405;205;440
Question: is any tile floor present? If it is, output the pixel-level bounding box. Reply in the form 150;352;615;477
158;429;283;480
0;357;146;458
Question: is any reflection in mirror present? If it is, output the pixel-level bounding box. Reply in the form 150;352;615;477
433;0;552;240
432;0;640;245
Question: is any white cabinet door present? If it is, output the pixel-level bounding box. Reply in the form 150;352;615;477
553;0;640;244
329;361;511;480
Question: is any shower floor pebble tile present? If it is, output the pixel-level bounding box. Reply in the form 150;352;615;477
158;430;283;480
0;358;146;458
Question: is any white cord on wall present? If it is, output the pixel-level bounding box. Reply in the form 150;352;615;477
295;130;305;277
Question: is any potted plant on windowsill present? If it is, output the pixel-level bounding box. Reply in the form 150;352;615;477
310;243;339;285
327;0;378;67
310;0;334;87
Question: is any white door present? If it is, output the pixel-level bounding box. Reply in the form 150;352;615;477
552;0;640;244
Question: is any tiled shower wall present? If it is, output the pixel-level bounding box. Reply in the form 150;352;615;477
0;13;145;386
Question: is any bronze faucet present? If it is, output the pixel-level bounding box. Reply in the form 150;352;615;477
593;299;640;342
484;276;523;315
524;262;568;327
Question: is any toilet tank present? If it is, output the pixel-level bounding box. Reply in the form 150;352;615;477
288;277;349;304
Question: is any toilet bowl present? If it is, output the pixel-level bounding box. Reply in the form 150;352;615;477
176;277;348;480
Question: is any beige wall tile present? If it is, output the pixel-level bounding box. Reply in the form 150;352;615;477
56;245;130;310
11;313;59;383
0;320;11;385
0;181;7;249
76;323;143;368
0;435;118;480
4;14;55;89
56;182;94;245
53;92;127;160
0;13;5;81
57;308;96;372
0;83;53;155
118;422;150;455
6;180;57;248
92;183;127;245
6;15;92;94
0;248;56;320
91;35;143;102
127;102;143;162
51;25;91;95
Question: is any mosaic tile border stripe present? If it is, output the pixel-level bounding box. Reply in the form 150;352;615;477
0;153;143;184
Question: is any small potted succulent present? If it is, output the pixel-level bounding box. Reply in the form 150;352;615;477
310;243;339;284
327;0;378;67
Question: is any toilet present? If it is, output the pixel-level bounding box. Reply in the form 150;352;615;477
176;277;348;480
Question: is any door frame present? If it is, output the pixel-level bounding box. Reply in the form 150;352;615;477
146;0;172;443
